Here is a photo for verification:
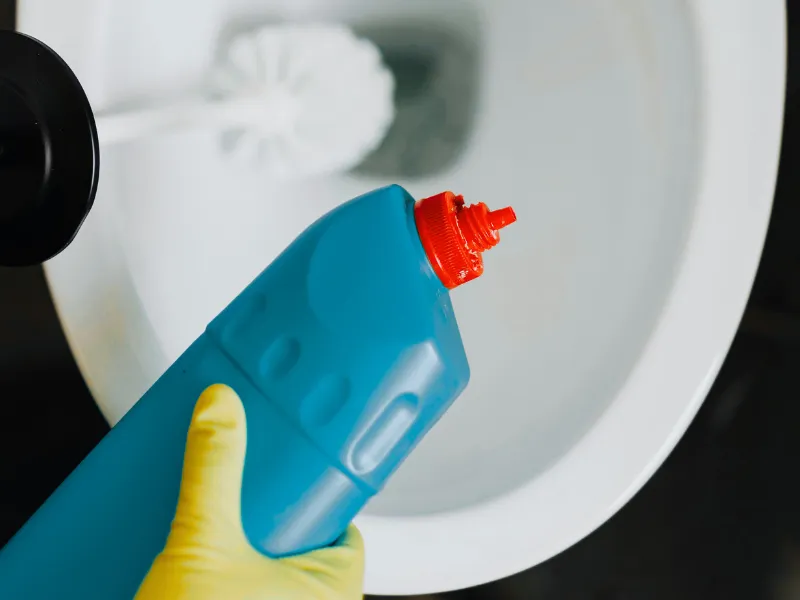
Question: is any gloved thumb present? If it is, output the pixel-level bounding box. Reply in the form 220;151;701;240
167;384;250;552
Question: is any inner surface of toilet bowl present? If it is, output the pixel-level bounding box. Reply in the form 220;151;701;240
367;0;700;515
58;0;698;518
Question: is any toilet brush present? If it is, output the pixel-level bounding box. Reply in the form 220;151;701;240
95;23;396;179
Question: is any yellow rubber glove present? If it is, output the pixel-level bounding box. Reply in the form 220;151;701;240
135;384;365;599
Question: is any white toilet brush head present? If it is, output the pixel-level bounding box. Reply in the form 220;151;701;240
211;23;396;178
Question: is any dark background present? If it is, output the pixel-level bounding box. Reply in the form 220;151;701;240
2;4;800;599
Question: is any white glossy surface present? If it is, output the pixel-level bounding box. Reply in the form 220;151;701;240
21;0;784;595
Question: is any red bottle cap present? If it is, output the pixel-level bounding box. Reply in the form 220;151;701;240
414;191;517;290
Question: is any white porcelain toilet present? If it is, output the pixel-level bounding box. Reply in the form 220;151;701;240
19;0;785;595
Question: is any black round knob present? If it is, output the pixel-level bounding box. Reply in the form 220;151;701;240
0;30;99;267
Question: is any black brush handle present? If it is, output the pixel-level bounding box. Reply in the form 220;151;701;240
0;30;98;267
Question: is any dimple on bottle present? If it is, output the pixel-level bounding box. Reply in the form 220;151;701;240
0;184;516;599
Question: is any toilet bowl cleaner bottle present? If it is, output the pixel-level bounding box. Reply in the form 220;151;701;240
0;184;516;599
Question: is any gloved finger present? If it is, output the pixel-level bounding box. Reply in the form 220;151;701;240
167;384;249;551
336;523;365;556
281;523;365;590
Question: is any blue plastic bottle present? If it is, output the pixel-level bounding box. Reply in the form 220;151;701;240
0;184;516;599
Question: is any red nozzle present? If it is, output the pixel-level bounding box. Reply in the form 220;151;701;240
488;207;517;231
414;191;517;290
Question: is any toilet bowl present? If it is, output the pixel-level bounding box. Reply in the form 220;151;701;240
21;0;785;594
